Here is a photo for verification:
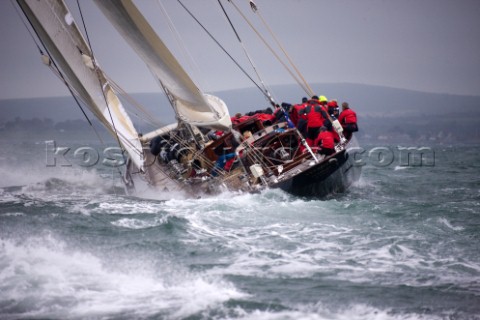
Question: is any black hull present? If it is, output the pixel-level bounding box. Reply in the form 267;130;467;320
271;146;361;198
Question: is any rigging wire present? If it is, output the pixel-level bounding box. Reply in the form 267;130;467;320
75;0;126;153
217;0;275;105
176;0;274;105
75;0;146;164
76;0;171;175
227;0;312;96
13;0;105;144
248;0;314;97
154;0;208;92
103;74;164;129
75;0;148;192
11;0;42;55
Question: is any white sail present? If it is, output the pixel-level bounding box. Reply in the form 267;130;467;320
93;0;232;131
17;0;145;170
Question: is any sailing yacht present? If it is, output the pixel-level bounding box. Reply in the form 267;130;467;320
16;0;361;199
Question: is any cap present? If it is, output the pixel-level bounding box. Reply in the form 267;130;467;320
327;100;338;108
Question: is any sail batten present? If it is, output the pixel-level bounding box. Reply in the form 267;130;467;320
17;0;144;170
93;0;231;130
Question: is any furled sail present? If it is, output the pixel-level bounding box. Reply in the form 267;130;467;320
93;0;232;131
17;0;145;170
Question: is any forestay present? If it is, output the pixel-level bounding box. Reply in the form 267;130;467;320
17;0;145;170
93;0;231;131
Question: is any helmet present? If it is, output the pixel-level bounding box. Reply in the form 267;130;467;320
319;95;328;102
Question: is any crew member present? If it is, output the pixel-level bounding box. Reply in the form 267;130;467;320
305;95;329;146
314;126;335;156
327;100;340;118
290;97;308;126
296;97;310;137
231;112;250;125
338;102;358;140
272;103;294;126
326;100;341;142
255;111;276;126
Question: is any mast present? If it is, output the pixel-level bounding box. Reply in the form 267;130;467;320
17;0;145;171
93;0;232;131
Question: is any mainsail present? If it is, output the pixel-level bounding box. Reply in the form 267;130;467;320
93;0;231;131
17;0;145;170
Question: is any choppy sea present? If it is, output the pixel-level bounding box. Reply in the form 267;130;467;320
0;139;479;319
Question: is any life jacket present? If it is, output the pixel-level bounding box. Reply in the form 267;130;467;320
255;113;276;126
338;109;357;125
231;115;251;125
290;103;306;125
297;103;310;121
306;103;328;128
314;130;335;150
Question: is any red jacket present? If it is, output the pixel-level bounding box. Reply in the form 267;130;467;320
290;103;307;125
255;113;276;124
297;103;310;121
231;115;251;125
338;109;357;125
307;104;327;128
314;130;335;149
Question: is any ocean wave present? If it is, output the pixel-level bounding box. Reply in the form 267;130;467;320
0;233;246;319
111;216;170;229
1;145;480;319
438;217;465;231
225;303;446;320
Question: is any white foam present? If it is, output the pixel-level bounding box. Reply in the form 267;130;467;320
95;200;161;215
111;217;168;229
438;217;465;231
0;233;246;319
1;212;25;217
351;175;374;186
0;162;108;189
230;302;443;320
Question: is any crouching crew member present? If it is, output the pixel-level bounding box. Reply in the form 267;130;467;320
314;126;335;156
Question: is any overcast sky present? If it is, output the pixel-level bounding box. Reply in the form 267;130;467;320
1;0;479;100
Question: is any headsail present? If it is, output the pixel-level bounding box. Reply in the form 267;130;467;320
17;0;145;170
93;0;231;131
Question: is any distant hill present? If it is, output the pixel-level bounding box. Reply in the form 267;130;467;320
0;94;173;123
218;82;480;117
1;83;479;144
2;82;479;121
